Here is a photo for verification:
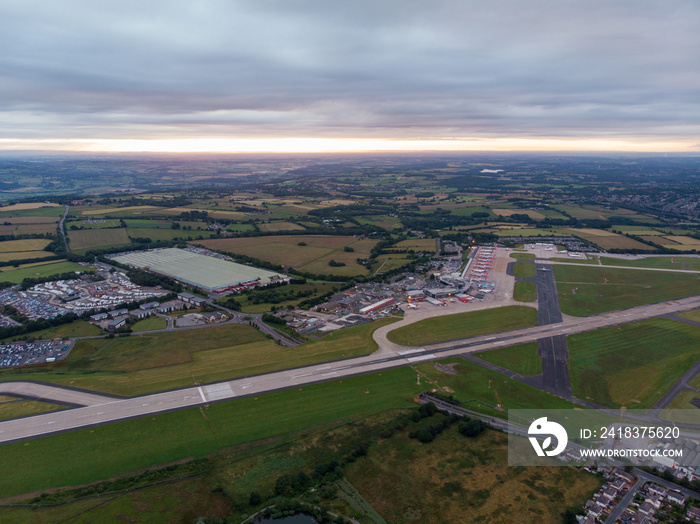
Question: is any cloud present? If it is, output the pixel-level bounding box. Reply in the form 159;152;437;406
0;0;698;148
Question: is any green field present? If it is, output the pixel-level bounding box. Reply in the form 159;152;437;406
567;318;700;408
600;256;700;270
512;261;535;277
2;320;102;342
131;317;167;331
679;309;700;323
0;367;424;497
0;238;52;253
554;264;700;316
127;227;215;241
0;261;93;284
476;342;542;375
513;281;536;302
509;252;535;260
0;319;396;396
68;228;131;250
196;235;378;277
0;396;66;421
347;421;600;524
550;257;599;265
387;306;537;346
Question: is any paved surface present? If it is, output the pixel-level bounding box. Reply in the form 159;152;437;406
533;262;572;397
0;381;117;407
652;358;700;410
3;295;700;444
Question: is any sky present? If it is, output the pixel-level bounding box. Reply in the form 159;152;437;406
1;0;698;153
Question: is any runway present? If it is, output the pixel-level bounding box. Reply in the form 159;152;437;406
2;294;700;445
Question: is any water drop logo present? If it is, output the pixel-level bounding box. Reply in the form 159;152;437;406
528;417;568;457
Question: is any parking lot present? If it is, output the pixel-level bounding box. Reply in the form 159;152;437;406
0;339;74;368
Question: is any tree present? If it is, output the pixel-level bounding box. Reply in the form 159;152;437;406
418;428;434;443
458;418;485;437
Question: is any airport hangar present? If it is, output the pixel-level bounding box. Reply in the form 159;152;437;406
111;248;286;293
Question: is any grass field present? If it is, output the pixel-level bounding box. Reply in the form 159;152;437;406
0;238;51;253
476;342;542;375
554;264;700;316
81;205;162;216
600;256;700;270
387;305;537;346
68;228;131;250
679;309;700;323
0;261;92;284
513;281;536;302
2;320;102;342
550;257;599;265
660;391;700;424
492;208;545;220
567;318;700;408
347;423;600;524
0;367;424;497
512;261;535;277
568;229;654;251
126;227;215;241
494;228;568;237
0;396;66;421
394;238;437;252
371;253;412;274
235;282;339;314
257;221;306;232
509;252;535;260
0;203;60;212
131;317;167;331
0;319;396;396
196;235;378;276
0;250;54;263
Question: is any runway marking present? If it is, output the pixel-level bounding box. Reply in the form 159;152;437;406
484;337;496;340
240;383;253;389
197;386;206;403
398;348;425;355
204;383;234;401
292;372;313;378
96;412;104;415
407;354;434;362
46;421;55;425
142;403;149;407
321;372;338;377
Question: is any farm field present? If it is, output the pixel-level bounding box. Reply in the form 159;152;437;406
0;396;66;421
492;208;545;219
68;228;131;250
126;227;215;241
554;264;700;316
493;228;568;237
0;203;60;212
394;238;437;252
81;205;162;216
0;238;51;253
0;319;396;396
0;261;92;284
257;221;306;232
0;251;53;263
195;235;378;277
567;318;700;409
567;228;654;251
656;235;700;251
0;206;65;218
476;342;542;375
513;281;536;302
387;305;536;346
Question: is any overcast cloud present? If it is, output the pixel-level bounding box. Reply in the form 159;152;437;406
0;0;698;147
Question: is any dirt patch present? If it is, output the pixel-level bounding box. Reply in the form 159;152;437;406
434;362;458;375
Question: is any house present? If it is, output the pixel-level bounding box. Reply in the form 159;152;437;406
646;484;667;498
106;318;126;331
90;312;108;322
201;311;226;323
139;301;160;310
667;490;688;506
688;505;700;522
131;310;152;320
637;502;656;517
614;469;636;484
108;308;128;318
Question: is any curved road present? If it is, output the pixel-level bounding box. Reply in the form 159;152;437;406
2;295;700;444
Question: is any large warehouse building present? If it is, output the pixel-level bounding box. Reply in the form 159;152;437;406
111;248;286;293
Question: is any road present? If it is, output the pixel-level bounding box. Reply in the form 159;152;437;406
2;295;700;444
603;476;644;523
58;204;70;252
